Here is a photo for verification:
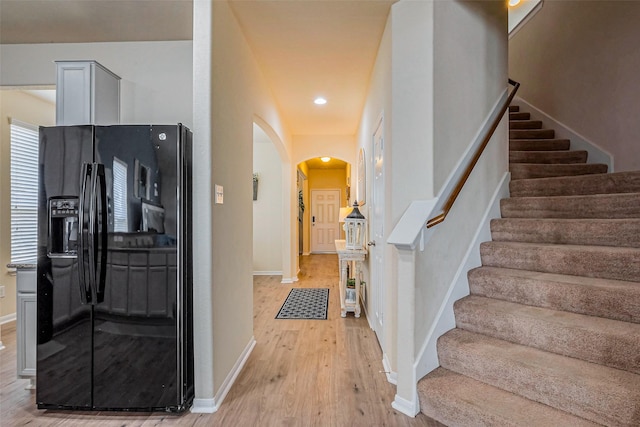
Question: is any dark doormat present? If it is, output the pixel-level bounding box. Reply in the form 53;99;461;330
275;288;329;320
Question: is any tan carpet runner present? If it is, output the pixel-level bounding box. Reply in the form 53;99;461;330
417;105;640;426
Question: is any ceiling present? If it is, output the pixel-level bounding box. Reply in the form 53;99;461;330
0;0;396;136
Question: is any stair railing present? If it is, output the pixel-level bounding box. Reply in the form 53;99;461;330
427;78;520;228
388;78;519;417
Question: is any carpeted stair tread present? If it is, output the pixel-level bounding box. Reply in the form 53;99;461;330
468;266;640;323
490;218;640;248
509;120;543;130
417;367;599;427
509;128;555;139
510;170;640;197
509;111;530;120
510;150;587;164
480;241;640;282
438;329;640;426
510;163;608;180
500;192;640;219
454;295;640;373
420;103;640;424
510;138;571;151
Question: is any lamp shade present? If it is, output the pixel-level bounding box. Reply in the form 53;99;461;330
338;207;353;223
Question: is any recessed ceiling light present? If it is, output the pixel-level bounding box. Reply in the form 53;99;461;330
320;157;331;163
508;0;521;6
314;97;327;105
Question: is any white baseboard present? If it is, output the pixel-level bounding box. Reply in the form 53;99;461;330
191;336;256;414
382;353;397;385
392;393;419;417
414;172;510;381
252;271;282;276
0;313;17;325
191;398;216;413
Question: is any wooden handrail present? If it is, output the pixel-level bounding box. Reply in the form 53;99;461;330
426;78;520;228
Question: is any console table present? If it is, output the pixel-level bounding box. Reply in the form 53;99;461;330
334;239;367;318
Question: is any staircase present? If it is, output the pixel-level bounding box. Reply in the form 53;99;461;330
417;105;640;426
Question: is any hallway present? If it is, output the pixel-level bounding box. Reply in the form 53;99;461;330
1;254;441;426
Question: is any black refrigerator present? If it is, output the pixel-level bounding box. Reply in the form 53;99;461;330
36;124;194;412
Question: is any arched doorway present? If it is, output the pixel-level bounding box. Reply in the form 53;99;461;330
297;157;350;255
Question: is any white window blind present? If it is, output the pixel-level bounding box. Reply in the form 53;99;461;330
10;119;39;264
112;157;128;232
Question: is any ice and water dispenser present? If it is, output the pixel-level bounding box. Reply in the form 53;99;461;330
48;197;79;257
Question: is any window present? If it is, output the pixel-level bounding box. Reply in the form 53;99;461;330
10;120;39;263
112;157;128;232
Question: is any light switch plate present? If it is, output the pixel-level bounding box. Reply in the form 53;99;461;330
215;184;224;204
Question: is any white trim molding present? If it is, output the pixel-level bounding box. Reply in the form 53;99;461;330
382;352;397;385
191;336;256;414
0;313;17;325
253;271;283;276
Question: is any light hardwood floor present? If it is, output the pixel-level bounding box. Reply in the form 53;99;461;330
0;254;442;426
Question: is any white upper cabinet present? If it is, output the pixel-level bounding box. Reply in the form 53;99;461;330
56;60;121;126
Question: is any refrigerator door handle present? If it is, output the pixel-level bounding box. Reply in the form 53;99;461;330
95;164;108;303
77;163;92;304
87;163;100;304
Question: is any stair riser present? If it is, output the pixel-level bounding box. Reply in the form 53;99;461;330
510;150;587;164
510;163;608;180
510;171;640;197
509;120;543;130
510;139;570;151
468;267;640;324
438;330;640;426
490;218;640;248
454;296;640;374
480;242;640;282
509;112;530;120
500;193;640;219
509;129;555;139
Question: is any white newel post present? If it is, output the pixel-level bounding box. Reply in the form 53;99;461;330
391;244;419;416
387;199;438;417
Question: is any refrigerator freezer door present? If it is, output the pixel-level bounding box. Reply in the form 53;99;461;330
37;126;94;409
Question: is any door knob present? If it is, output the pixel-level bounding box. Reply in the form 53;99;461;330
368;241;376;246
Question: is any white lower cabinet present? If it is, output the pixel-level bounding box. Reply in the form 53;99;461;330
17;292;36;377
16;267;37;386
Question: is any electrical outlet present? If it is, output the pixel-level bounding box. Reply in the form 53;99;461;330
0;285;5;298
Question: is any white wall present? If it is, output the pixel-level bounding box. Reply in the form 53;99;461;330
253;124;283;274
0;41;193;127
205;0;293;403
509;1;640;172
380;0;508;382
293;135;356;168
414;0;508;356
